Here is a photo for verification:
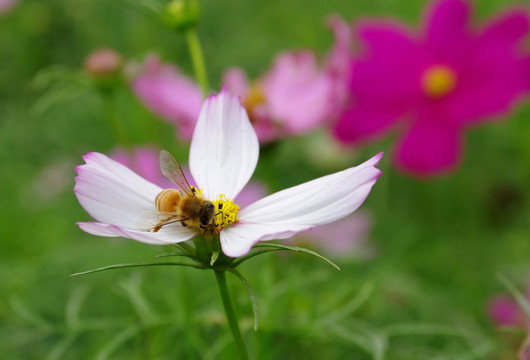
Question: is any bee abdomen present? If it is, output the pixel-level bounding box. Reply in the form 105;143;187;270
155;189;181;213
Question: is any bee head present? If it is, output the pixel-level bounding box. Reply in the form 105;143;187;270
200;202;215;227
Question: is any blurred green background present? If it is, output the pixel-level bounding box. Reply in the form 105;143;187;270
1;0;529;359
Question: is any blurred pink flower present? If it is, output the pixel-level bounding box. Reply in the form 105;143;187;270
285;211;373;259
0;0;18;14
334;0;530;177
130;55;203;140
223;16;351;143
488;295;524;327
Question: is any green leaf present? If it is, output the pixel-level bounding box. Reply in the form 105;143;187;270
316;282;374;328
252;243;341;271
232;248;283;267
70;261;205;277
65;285;90;328
154;250;202;264
227;268;259;332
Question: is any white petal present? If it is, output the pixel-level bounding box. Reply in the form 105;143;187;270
221;224;310;257
78;222;196;245
220;153;383;257
189;89;259;200
74;152;161;228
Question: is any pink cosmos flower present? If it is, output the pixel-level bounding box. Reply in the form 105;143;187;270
223;16;352;143
75;90;382;257
334;0;530;176
130;55;203;140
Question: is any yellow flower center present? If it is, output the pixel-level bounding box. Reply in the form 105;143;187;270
421;65;457;98
242;84;266;123
213;194;240;231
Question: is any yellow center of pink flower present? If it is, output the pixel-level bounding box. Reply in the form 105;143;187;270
421;65;457;98
242;84;266;123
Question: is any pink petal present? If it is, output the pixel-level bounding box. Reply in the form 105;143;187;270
220;153;383;257
222;67;250;97
132;55;203;140
333;104;406;144
423;0;472;60
0;0;17;14
189;89;259;200
352;21;422;101
394;118;462;177
324;15;355;119
479;10;530;51
262;51;334;133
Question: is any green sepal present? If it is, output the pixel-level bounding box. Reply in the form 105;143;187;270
210;251;220;266
235;243;341;271
227;268;259;331
70;261;206;278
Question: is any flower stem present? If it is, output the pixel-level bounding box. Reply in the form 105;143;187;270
214;270;249;360
102;89;130;149
185;28;209;96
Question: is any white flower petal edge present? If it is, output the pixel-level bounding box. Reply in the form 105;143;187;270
74;152;197;244
220;152;383;257
78;222;196;245
189;88;259;201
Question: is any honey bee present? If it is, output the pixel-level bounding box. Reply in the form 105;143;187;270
149;150;215;232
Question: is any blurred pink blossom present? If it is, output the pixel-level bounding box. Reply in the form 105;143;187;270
223;16;352;143
0;0;18;14
488;286;530;328
285;211;373;259
130;55;203;140
334;0;530;177
488;295;524;327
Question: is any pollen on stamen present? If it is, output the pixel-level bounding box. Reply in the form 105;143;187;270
213;194;240;231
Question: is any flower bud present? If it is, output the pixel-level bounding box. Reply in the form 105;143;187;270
162;0;200;32
83;48;123;79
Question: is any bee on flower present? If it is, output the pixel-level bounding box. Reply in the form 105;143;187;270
74;90;382;257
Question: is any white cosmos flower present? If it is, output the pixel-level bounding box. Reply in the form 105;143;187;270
75;89;383;257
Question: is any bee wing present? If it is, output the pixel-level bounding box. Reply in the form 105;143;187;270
136;210;189;232
159;150;194;196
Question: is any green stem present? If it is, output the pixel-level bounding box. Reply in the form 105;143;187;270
102;90;130;149
214;270;249;360
185;28;209;96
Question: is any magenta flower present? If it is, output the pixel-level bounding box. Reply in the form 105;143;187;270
130;55;203;140
334;0;530;176
223;17;351;143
